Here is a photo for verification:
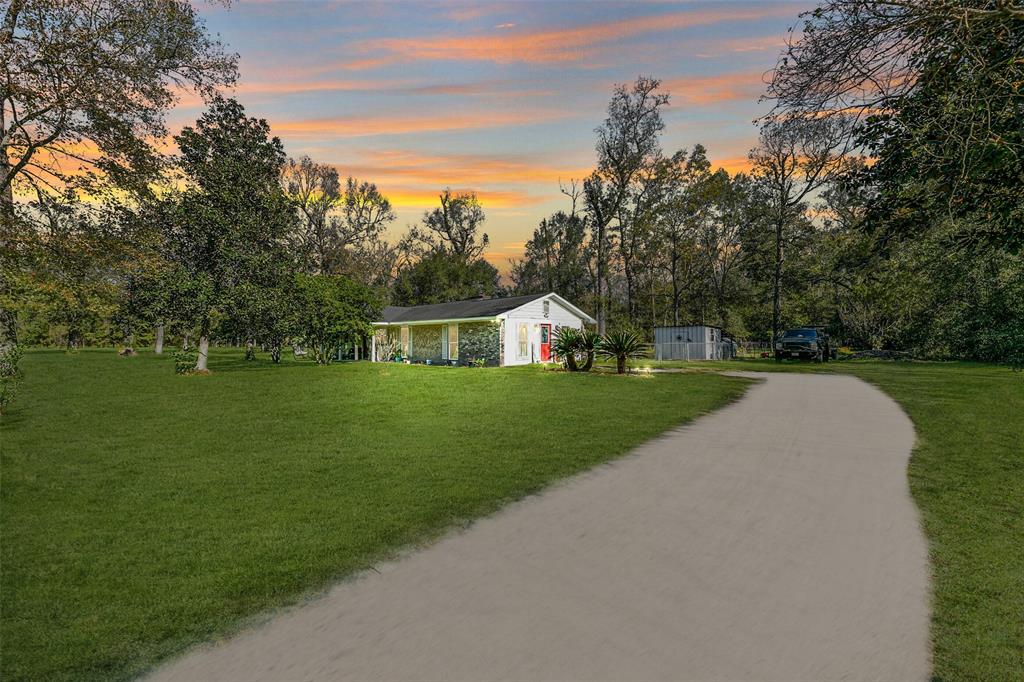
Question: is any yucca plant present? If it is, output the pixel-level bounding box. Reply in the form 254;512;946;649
552;326;582;371
577;329;600;371
598;329;646;374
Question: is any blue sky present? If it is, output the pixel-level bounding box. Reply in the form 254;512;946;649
177;0;813;269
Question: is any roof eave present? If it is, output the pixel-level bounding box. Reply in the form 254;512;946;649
373;315;500;326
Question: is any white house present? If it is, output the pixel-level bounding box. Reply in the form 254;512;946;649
372;293;595;366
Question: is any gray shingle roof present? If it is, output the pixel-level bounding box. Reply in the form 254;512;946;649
379;294;547;323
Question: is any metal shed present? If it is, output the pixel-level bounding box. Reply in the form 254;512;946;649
654;325;735;361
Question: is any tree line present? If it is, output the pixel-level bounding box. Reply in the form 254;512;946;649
2;0;1021;388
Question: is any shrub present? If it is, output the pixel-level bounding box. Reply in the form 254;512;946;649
0;345;23;414
173;350;198;375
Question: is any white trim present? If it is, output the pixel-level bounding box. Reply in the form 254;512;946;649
500;292;596;325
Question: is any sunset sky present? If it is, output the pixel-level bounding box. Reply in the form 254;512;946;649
178;0;813;270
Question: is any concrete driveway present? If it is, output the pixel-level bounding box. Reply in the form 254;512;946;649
149;372;930;681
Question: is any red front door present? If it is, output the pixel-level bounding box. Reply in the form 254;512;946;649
540;324;552;361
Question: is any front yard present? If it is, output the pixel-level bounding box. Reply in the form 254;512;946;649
0;350;749;681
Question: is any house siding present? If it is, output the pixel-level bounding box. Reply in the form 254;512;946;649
409;325;444;363
458;321;501;366
503;297;588;366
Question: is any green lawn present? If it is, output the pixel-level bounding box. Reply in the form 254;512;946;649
0;349;750;682
614;357;1024;681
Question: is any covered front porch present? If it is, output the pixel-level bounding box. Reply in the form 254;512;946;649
372;320;502;366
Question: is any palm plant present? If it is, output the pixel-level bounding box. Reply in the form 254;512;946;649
552;326;582;371
598;330;646;374
577;329;600;371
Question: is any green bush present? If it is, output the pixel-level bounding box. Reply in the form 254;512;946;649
0;345;23;414
173;350;198;375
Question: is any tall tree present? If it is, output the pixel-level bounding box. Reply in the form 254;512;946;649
281;156;342;274
0;0;237;214
584;76;670;333
391;251;501;306
654;146;710;325
405;189;489;258
282;159;396;275
749;116;849;346
510;211;589;301
164;96;295;372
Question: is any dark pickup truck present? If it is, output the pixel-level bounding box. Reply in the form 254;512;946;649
775;327;836;362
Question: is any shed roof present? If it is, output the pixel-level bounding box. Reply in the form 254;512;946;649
379;293;547;324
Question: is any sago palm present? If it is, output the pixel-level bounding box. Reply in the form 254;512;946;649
552;326;582;371
577;329;600;371
598;330;646;374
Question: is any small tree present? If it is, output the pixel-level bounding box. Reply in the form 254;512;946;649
289;274;379;365
225;281;292;363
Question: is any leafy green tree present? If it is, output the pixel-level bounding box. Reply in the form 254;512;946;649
1;0;237;214
510;211;589;301
289;274;380;365
391;251;501;306
749;116;849;346
163;96;296;372
224;280;293;363
584;77;671;333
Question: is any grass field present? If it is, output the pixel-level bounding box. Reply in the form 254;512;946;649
0;349;750;682
613;357;1024;681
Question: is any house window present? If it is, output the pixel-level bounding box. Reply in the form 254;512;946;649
543;300;550;318
517;323;528;358
400;326;409;358
448;324;458;361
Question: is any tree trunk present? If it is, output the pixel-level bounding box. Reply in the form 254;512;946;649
195;319;210;372
580;350;594;372
0;307;17;356
270;343;282;364
182;332;191;350
624;258;635;325
772;216;783;360
616;356;626;374
596;224;607;335
154;325;165;354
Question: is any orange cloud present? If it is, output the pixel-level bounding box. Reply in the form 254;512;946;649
354;6;798;66
482;245;527;267
339;149;591;187
663;71;768;106
271;108;573;139
380;186;545;210
711;156;755;175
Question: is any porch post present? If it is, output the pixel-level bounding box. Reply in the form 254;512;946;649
371;333;377;362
